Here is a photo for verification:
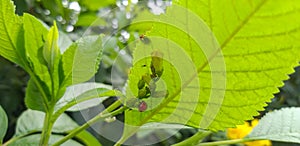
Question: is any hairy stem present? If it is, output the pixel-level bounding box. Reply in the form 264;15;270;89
52;90;120;123
2;132;34;146
39;108;55;146
52;100;125;146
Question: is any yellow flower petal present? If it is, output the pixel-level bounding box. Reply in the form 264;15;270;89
227;122;252;139
227;119;272;146
245;140;272;146
250;119;259;127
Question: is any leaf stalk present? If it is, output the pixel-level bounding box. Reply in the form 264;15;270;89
52;100;125;146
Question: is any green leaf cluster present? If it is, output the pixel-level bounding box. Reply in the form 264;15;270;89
0;0;110;144
0;0;103;112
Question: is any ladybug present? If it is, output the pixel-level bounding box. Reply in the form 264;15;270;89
138;101;147;112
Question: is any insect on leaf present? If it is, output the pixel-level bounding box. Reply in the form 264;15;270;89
120;0;300;144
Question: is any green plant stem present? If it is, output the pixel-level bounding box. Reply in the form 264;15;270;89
102;99;123;114
197;138;253;146
40;108;55;146
2;133;34;146
52;100;125;146
52;90;120;123
172;130;212;146
3;137;23;146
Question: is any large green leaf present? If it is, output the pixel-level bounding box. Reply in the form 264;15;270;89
10;133;101;146
15;109;78;136
120;0;300;143
0;0;25;67
10;134;82;146
14;109;101;146
0;106;8;144
61;35;103;87
55;82;112;112
140;123;192;130
247;107;300;143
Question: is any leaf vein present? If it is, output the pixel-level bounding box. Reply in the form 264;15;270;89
220;46;293;57
235;26;300;39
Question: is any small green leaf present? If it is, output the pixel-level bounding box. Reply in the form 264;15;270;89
61;35;103;87
0;106;8;144
10;134;82;146
25;79;48;111
0;0;25;68
43;21;61;101
43;22;60;67
247;107;300;143
55;82;112;112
